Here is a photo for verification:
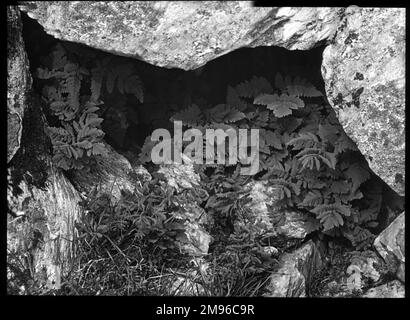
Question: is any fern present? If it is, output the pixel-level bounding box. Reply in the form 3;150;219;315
170;104;203;127
47;103;107;170
298;190;323;208
295;147;337;171
274;73;322;97
36;44;108;171
286;132;320;150
310;203;351;231
269;178;301;200
150;72;379;248
233;76;273;98
254;93;305;118
105;62;144;102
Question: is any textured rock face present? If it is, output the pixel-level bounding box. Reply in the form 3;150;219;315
244;181;310;239
159;157;212;256
322;7;405;195
264;240;322;297
362;280;404;298
69;142;137;201
19;2;342;70
7;6;32;163
374;212;405;283
8;166;82;292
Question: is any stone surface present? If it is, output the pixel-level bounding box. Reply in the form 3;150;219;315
19;2;342;70
7;6;32;163
244;181;310;239
264;240;322;297
362;280;404;298
69;142;137;201
7;80;83;293
374;212;405;283
159;156;212;256
7;166;82;293
322;7;405;195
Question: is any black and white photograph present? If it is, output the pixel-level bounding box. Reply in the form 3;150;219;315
7;1;405;301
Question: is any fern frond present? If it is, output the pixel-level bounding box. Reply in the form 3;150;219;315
274;73;322;97
254;93;305;118
170;104;203;127
286;132;319;150
234;76;273;98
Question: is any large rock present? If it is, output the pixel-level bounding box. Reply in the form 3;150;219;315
8;166;82;293
322;7;405;195
19;2;342;70
264;240;322;297
7;6;32;163
374;212;405;283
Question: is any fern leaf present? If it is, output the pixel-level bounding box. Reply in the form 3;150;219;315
274;73;322;97
260;129;282;150
125;74;144;102
90;64;104;102
234;76;273;98
223;109;246;123
226;85;247;111
254;93;304;118
298;190;323;208
286;132;319;150
91;142;108;156
170;104;202;127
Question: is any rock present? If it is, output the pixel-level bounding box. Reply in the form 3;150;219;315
362;280;404;298
322;7;405;195
244;181;310;239
7;166;82;293
374;212;405;282
7;84;83;293
158;156;200;191
181;221;213;256
159;157;212;256
19;2;342;70
7;6;32;163
318;248;392;298
69;142;137;201
275;211;309;239
264;240;322;297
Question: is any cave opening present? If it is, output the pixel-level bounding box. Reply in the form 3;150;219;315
22;11;326;158
13;9;405;297
21;11;403;250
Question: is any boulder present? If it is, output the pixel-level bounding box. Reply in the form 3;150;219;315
322;7;405;195
362;280;404;298
68;142;139;201
7;6;32;163
244;181;311;239
19;2;342;70
158;156;212;256
7;167;82;293
264;240;322;297
7;47;82;293
374;212;405;283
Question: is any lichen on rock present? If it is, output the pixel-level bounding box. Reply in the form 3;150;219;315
19;2;342;70
322;7;405;195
